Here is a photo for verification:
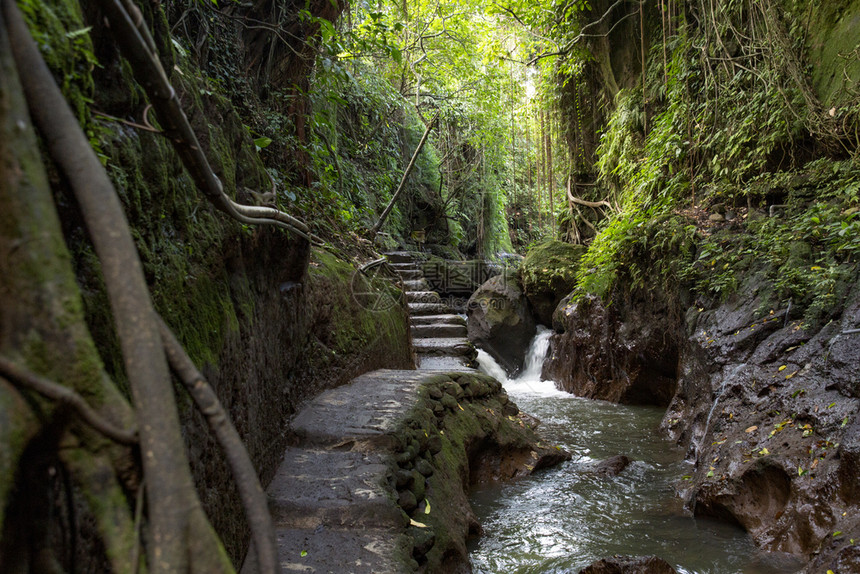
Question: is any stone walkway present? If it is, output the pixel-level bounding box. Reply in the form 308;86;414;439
241;370;429;574
239;254;557;574
384;251;476;370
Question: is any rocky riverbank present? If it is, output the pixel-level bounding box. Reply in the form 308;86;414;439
544;274;860;572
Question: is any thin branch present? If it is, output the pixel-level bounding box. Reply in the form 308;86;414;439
369;112;440;237
527;0;637;65
0;356;138;445
93;108;162;133
157;317;279;574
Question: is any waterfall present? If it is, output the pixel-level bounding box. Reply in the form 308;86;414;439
477;326;567;397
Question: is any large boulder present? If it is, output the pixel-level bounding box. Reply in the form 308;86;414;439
544;292;679;407
467;271;536;376
578;555;678;574
520;240;586;326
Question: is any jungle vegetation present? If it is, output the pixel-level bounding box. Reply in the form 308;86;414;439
0;0;858;572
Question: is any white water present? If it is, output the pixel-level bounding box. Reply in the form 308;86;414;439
469;330;799;574
477;326;567;398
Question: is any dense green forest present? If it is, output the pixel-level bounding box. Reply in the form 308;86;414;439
1;0;859;571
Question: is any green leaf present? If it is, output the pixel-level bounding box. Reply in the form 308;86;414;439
301;550;307;557
254;137;273;150
65;26;92;39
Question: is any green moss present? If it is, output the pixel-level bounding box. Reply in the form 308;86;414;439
805;0;860;106
308;248;409;359
520;241;586;297
16;0;96;123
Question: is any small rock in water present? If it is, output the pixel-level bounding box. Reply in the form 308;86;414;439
578;555;678;574
592;454;632;477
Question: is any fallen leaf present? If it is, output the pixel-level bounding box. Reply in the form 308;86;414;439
301;550;308;557
410;519;427;528
778;365;787;372
424;499;431;514
745;425;758;433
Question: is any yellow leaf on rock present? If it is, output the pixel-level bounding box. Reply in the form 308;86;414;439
745;426;758;433
410;519;427;528
778;365;787;371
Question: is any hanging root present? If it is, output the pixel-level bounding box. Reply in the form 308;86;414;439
95;0;324;246
157;317;279;574
2;0;235;569
0;357;138;446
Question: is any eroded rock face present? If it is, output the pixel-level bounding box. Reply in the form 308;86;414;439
578;555;678;574
544;292;679;407
548;276;860;570
665;282;860;564
467;272;536;376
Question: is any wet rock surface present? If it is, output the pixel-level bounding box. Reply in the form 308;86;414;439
545;292;678;407
467;272;536;376
578;555;678;574
548;275;860;570
241;369;568;573
590;454;633;477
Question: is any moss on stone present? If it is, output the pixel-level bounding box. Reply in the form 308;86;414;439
804;0;860;107
389;371;568;572
519;240;587;325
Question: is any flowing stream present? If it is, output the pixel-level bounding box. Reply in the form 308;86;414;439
468;327;799;574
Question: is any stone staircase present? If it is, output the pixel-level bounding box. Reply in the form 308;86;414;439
384;252;476;371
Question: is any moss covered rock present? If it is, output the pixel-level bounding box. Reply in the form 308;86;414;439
520;241;586;326
466;272;535;376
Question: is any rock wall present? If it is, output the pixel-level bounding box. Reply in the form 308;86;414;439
3;0;414;565
545;290;679;407
547;274;860;570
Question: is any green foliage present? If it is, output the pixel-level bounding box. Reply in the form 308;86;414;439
679;161;860;326
567;0;860;308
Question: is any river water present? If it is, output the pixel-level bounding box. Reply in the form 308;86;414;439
469;327;800;574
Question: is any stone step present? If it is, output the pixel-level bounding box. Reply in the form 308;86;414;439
410;314;466;326
402;278;430;291
412;337;476;359
265;448;403;529
383;251;417;264
389;262;419;271
416;355;475;371
397;269;422;280
406;291;441;304
408;302;454;316
411;323;467;338
241;527;406;574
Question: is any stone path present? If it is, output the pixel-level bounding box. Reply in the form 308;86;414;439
384;251;476;370
240;254;526;573
241;370;428;574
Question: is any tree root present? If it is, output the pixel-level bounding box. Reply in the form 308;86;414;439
158;317;278;574
1;0;234;570
0;358;138;446
95;0;324;246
